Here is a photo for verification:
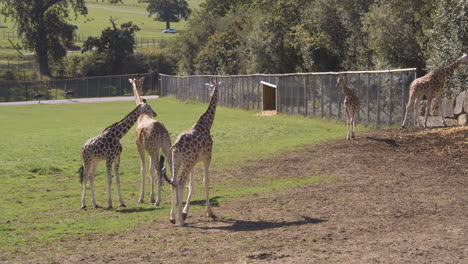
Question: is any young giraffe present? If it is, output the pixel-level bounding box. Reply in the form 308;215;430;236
402;53;468;128
79;100;157;209
168;79;220;226
129;77;172;206
336;75;360;140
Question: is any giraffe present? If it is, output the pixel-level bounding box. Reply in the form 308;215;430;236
79;100;157;209
129;76;172;206
168;78;220;226
336;75;360;140
402;53;468;128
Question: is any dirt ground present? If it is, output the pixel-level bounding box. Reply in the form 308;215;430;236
6;127;468;263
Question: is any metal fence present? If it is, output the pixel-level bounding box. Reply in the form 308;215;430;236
0;72;159;102
160;69;417;127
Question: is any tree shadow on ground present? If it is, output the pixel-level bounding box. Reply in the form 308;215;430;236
366;136;400;147
188;216;326;232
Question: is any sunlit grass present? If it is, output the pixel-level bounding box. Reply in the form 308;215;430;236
0;96;363;252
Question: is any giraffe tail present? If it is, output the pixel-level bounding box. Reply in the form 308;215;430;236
79;165;84;184
159;155;174;186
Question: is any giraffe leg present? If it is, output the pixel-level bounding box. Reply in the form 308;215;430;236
138;145;146;203
182;170;194;220
203;158;216;220
151;152;161;206
170;153;180;224
414;97;421;127
114;155;126;207
351;111;356;139
106;158;114;209
402;93;415;128
346;111;351;140
424;95;433;128
80;162;90;209
89;162;99;208
177;177;186;227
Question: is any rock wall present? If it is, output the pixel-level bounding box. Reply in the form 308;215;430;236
418;90;468;127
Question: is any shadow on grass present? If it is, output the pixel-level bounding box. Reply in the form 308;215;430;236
116;207;158;213
366;136;400;147
188;196;222;207
188;216;326;232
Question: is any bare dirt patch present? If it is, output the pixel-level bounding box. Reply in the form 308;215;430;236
4;127;467;263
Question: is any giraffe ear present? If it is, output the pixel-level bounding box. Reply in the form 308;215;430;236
141;98;147;104
128;78;133;84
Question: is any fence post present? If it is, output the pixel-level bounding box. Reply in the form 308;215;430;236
376;74;381;128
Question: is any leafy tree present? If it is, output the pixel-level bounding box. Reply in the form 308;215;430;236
200;0;253;17
362;0;432;73
81;19;140;75
139;0;191;29
194;25;242;75
425;0;468;97
0;0;88;77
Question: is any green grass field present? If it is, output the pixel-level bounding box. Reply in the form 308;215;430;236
0;97;360;252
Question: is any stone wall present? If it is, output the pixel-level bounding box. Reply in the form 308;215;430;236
419;90;468;127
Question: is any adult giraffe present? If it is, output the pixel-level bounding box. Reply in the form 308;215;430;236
402;53;468;128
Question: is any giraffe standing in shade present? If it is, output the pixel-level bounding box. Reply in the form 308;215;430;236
402;53;468;128
336;75;360;140
79;100;157;209
168;79;220;226
129;77;172;206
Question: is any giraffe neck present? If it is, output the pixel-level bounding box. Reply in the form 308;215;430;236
340;83;354;97
104;105;141;139
194;87;218;132
434;58;463;79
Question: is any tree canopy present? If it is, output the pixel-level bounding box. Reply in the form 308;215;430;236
165;0;468;96
139;0;191;29
1;0;88;77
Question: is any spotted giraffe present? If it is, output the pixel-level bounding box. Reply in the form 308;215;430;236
402;53;468;128
79;100;157;209
167;79;220;226
336;75;360;140
129;76;172;206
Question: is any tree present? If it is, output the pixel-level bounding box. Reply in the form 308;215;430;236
140;0;191;29
200;0;252;17
425;0;468;97
362;0;432;73
0;0;88;77
81;18;140;75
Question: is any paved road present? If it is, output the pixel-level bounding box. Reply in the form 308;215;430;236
0;95;160;106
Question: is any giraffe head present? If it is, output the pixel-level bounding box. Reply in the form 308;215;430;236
336;75;346;87
129;76;146;105
137;99;157;117
206;77;221;97
458;53;468;64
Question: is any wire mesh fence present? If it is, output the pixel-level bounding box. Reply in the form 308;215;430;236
160;69;417;127
0;72;159;102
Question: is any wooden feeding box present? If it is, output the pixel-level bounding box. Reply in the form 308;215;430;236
261;81;277;115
